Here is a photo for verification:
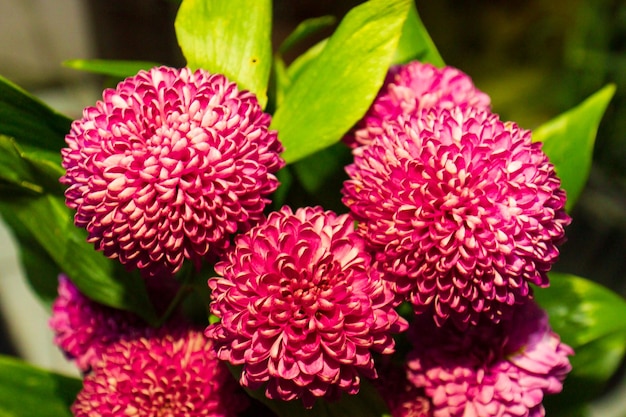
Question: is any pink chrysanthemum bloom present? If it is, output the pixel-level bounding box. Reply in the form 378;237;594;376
406;300;573;417
72;327;248;417
49;275;147;372
206;206;408;407
342;107;570;327
61;66;284;276
346;61;490;148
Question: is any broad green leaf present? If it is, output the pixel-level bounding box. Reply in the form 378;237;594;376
271;0;412;164
63;59;161;78
534;273;626;405
0;135;65;197
0;74;70;152
278;16;336;56
175;0;272;108
286;39;328;84
0;207;60;305
0;355;81;417
0;135;43;195
19;147;66;196
273;16;335;109
394;2;444;66
0;194;157;323
533;84;615;211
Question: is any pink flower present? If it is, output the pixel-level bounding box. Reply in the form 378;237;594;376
61;66;284;276
48;275;146;372
406;300;573;417
205;206;407;407
71;327;248;417
342;107;570;327
346;61;490;148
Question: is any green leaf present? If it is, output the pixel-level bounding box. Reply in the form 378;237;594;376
533;84;615;211
534;273;626;405
175;0;272;108
271;0;412;164
0;74;70;152
278;15;336;56
0;355;81;417
0;136;43;195
285;39;329;86
63;59;161;78
394;2;444;66
0;194;157;323
0;135;66;197
0;207;60;305
291;142;352;212
293;143;351;193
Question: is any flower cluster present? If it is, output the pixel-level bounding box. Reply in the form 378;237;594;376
61;66;284;277
406;300;573;417
53;59;573;416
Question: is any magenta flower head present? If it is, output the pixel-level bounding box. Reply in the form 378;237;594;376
346;61;491;148
49;275;146;372
205;206;408;407
342;107;570;327
61;66;284;276
406;300;573;417
72;326;248;417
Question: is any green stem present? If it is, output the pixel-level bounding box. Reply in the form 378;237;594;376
154;267;194;327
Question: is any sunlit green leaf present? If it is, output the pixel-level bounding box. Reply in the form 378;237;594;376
394;1;444;66
278;15;336;56
63;59;161;78
175;0;272;107
0;75;70;152
535;273;626;405
0;355;81;417
533;84;615;211
285;39;328;86
272;0;411;164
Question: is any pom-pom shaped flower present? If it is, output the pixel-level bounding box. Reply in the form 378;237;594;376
206;206;407;407
342;107;570;327
48;275;146;372
406;300;573;417
347;61;490;148
61;66;284;276
72;327;248;417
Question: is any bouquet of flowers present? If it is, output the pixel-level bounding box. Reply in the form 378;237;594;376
0;1;623;416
